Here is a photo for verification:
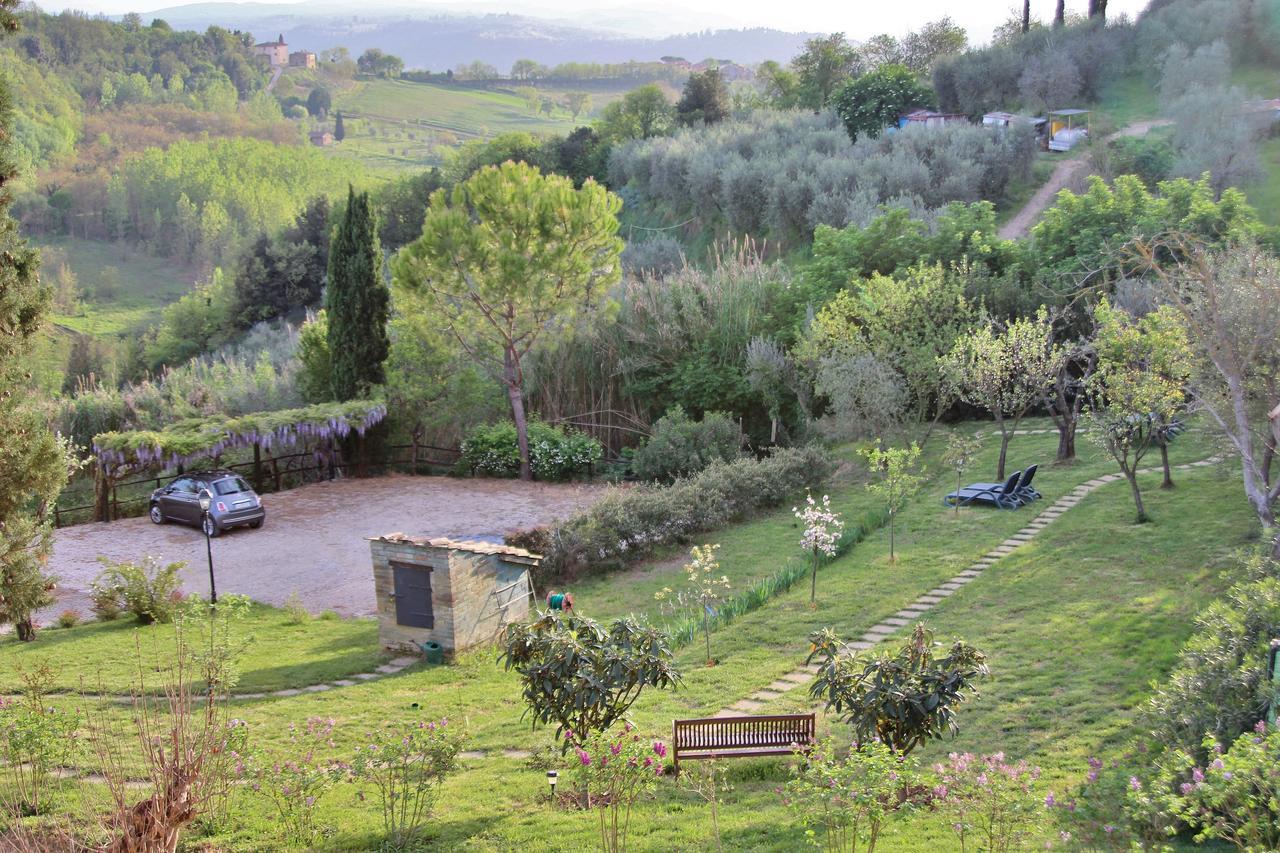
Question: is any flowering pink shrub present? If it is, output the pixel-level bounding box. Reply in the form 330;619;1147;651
1048;751;1173;850
569;724;667;852
932;752;1043;852
241;717;348;846
1164;722;1280;851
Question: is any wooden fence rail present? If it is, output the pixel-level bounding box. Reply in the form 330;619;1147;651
54;443;460;528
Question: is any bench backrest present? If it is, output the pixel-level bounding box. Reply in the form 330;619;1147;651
673;714;815;752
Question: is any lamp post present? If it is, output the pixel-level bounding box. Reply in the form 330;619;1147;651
546;770;558;801
198;489;217;605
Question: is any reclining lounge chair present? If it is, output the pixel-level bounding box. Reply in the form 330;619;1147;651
944;470;1027;510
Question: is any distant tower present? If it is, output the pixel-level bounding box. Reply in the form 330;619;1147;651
278;33;285;44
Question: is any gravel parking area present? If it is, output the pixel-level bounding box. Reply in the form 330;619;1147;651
40;474;601;624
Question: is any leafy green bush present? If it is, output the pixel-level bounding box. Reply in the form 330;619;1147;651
460;420;602;481
93;555;186;625
630;407;741;483
535;445;832;580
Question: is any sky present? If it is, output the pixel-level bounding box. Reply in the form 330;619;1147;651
32;0;1153;42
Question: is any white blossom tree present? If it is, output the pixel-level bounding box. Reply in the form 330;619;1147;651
655;543;731;665
794;492;844;606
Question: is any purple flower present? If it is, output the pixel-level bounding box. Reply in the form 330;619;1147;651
1255;720;1267;734
1180;782;1194;795
1222;771;1233;780
1104;825;1115;834
653;741;667;758
1210;758;1224;771
577;750;591;767
1129;776;1142;792
1045;792;1056;807
1192;767;1205;783
610;743;622;756
1087;756;1102;770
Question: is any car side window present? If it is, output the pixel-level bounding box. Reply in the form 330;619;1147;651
173;477;196;494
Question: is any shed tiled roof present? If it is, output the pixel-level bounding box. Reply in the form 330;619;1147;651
370;532;542;562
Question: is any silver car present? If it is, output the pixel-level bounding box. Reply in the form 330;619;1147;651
149;470;265;537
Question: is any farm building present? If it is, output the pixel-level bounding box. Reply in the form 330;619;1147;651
289;50;317;69
1048;108;1091;151
308;130;334;146
253;34;288;67
898;109;968;129
368;533;540;657
983;111;1047;133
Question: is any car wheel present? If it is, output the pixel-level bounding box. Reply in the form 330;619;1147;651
203;516;220;537
249;519;263;529
149;504;165;525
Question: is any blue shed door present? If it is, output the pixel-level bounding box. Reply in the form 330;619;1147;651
392;562;434;628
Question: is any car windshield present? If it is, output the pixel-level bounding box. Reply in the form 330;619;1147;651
213;477;251;496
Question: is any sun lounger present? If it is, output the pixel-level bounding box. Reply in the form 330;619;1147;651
943;470;1025;510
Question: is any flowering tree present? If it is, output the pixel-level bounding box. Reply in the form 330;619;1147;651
941;309;1065;480
942;433;982;517
782;738;921;852
932;752;1044;852
655;544;731;665
570;723;667;851
794;492;844;606
808;623;989;756
859;441;922;561
1084;299;1190;524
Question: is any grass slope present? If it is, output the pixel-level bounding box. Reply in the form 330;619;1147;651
4;419;1255;850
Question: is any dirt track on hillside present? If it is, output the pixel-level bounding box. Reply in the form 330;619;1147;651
998;119;1173;240
40;474;601;624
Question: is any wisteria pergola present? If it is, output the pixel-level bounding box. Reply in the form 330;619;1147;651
90;400;387;521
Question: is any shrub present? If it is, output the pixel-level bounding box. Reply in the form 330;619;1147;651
89;578;122;621
349;718;464;849
243;717;346;847
282;591;310;625
1166;723;1280;851
93;555;186;625
0;665;78;817
539;445;833;580
630;406;741;483
570;724;667;851
55;610;80;629
460;420;602;481
932;752;1045;852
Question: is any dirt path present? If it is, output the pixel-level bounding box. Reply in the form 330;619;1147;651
41;474;601;624
998;119;1172;240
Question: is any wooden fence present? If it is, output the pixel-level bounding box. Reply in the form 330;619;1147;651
54;443;460;528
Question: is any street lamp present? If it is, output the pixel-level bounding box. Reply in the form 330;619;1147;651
198;488;218;605
546;770;558;801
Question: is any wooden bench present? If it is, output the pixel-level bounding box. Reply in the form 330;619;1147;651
672;713;815;773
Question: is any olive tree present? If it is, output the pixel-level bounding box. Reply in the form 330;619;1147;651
807;623;989;756
392;161;622;480
941;309;1065;480
499;611;681;747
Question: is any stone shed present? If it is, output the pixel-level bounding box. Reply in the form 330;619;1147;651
368;533;540;656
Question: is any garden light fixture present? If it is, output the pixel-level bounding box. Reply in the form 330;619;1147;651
199;488;218;605
547;770;558;799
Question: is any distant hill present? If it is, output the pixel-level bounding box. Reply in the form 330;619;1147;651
143;3;818;71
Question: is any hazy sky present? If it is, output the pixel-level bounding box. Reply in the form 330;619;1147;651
34;0;1153;42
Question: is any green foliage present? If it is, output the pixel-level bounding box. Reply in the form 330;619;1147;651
539;445;833;579
372;168;446;251
832;64;933;142
1144;553;1280;765
145;268;235;370
676;67;729;127
1107;135;1174;187
570;724;667;852
348;718;464;849
653;543;730;664
326;186;388;401
807;623;989;756
942;433;983;515
594;83;674;142
295;310;333;403
232;195;331;330
1166;724;1280;851
0;7;77;643
93;555;185;624
244;717;347;846
0;664;78;816
792;33;861;111
460;420;602;481
0;47;81;177
393;160;622;480
498;611;682;744
1030;174;1261;286
630;407;740;483
932;752;1045;852
783;738;920;852
859;440;923;560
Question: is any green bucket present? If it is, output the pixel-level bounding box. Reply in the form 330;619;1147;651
421;641;445;665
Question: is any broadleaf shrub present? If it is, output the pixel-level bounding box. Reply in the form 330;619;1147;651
460;420;602;481
630;406;741;483
532;445;832;580
93;555;186;625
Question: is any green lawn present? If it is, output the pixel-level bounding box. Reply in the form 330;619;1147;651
1;420;1255;850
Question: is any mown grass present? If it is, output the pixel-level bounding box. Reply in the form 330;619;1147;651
0;603;387;695
2;420;1252;850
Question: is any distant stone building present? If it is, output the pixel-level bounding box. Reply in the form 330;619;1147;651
308;130;334;146
289;50;317;69
253;34;288;67
368;533;539;656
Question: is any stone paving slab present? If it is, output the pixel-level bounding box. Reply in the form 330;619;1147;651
895;609;927;618
781;671;813;684
950;575;975;584
375;664;404;675
731;699;764;712
865;624;897;635
459;750;487;760
502;749;533;759
926;587;956;597
389;656;419;667
883;617;912;626
917;595;944;604
303;684;332;693
353;673;378;681
272;688;302;697
332;679;356;687
751;690;784;701
939;582;964;591
768;680;797;691
959;569;982;577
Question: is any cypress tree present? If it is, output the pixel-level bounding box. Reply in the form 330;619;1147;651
0;0;74;641
334;110;346;141
325;185;388;401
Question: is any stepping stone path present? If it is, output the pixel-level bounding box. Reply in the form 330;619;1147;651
710;454;1223;718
